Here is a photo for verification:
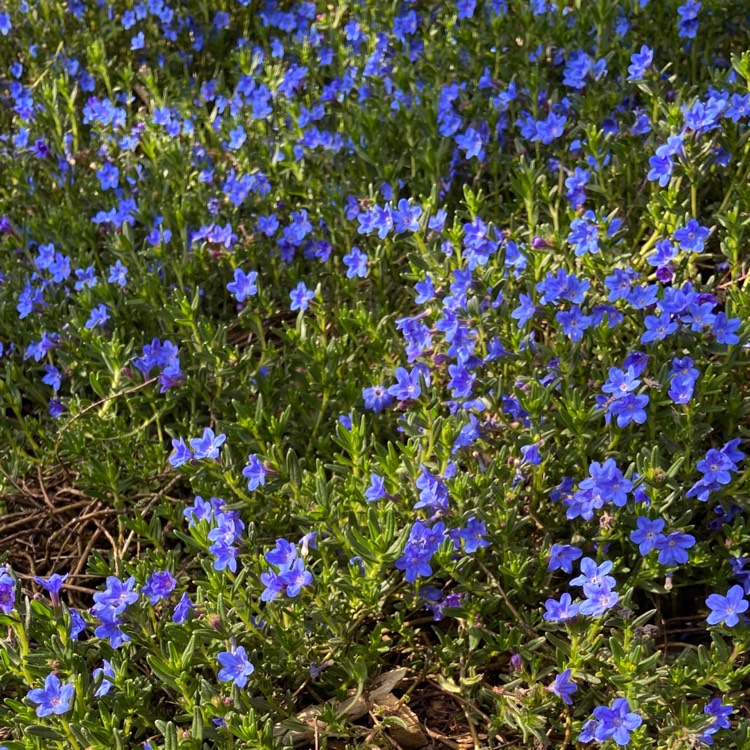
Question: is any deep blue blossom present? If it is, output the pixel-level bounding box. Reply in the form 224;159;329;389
217;646;255;688
674;219;710;253
93;660;115;697
278;558;314;597
169;438;192;467
141;570;177;605
0;567;16;615
458;517;490;553
655;532;695;566
365;473;387;502
548;544;582;574
227;268;258;302
543;592;579;622
27;674;75;717
706;585;748;627
362;384;394;412
387;367;422;401
343;247;369;278
590;698;643;745
34;572;68;606
627;45;653;81
610;393;649;427
547;669;577;705
243;454;267;490
289;281;315;311
630;517;666;555
190;428;226;460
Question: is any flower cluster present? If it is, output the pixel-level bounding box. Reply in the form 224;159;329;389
0;0;748;747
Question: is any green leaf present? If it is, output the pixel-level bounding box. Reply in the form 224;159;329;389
164;720;178;750
286;448;302;489
25;725;65;741
147;654;181;693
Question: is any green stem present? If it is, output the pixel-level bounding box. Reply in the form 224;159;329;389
60;717;82;750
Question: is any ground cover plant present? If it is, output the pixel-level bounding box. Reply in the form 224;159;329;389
0;0;749;748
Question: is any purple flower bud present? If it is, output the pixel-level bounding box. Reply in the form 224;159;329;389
656;265;673;284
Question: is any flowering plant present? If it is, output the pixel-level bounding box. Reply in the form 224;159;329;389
0;1;749;748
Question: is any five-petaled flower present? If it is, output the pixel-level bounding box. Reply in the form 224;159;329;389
217;646;255;688
706;585;748;627
27;673;75;717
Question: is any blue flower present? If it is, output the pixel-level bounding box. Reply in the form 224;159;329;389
579;586;619;616
190;428;226;460
289;281;315;312
654;531;695;566
592;697;643;745
702;697;733;742
279;558;314;597
217;646;255;688
548;544;582;574
706;585;748;627
210;541;238;572
260;569;285;602
107;259;129;287
33;572;68;606
27;674;75;717
173;593;192;624
242;454;267;490
641;312;677;343
511;294;535;328
227;268;258;302
697;449;734;485
69;608;87;639
227;125;247;150
647;153;674;186
627;44;653;81
674;219;710;253
86;304;110;329
556;306;592;342
610;393;649;427
630;517;666;555
342;247;369;278
169;438;193;467
92;575;139;614
92;608;130;649
567;213;599;256
458;517;490;553
74;265;98;290
725;93;750;122
42;365;62;392
455;127;484;159
365;473;387;502
602;366;640;398
0;568;16;615
265;538;297;570
520;442;542;465
533;112;567;144
387;367;422;401
547;669;577;705
711;313;741;345
571;558;616;594
141;569;177;605
97;162;119;191
362;384;394;412
93;660;115;697
543;593;579;622
677;0;701;39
